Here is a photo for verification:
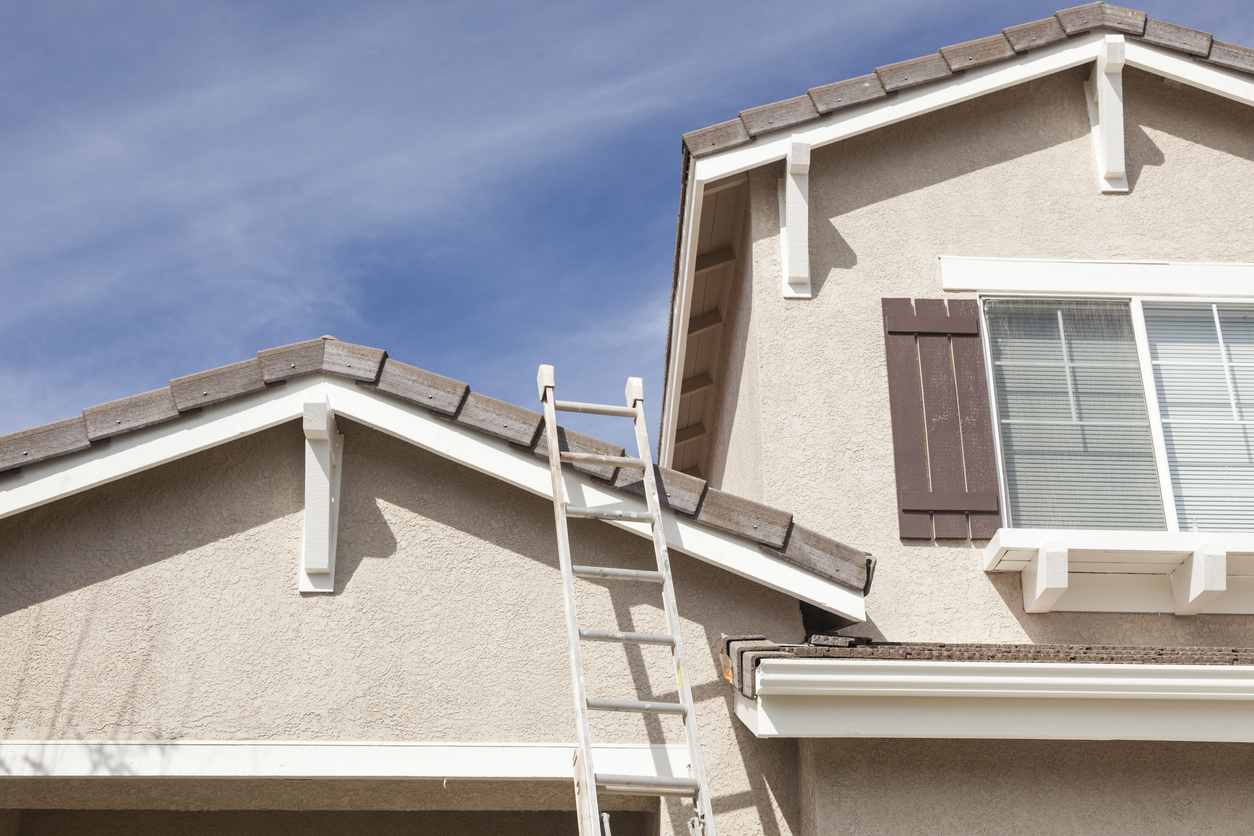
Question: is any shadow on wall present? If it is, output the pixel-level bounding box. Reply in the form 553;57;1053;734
0;423;305;620
885;538;1254;647
803;66;1176;300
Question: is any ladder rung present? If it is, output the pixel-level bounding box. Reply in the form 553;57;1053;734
560;451;648;469
595;773;700;797
586;698;687;715
580;629;675;646
566;506;655;523
553;400;638;418
572;565;664;583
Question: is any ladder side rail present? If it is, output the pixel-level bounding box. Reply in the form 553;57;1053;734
628;390;718;836
539;368;602;836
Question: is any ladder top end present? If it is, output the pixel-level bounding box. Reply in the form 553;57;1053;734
537;365;555;400
625;377;644;407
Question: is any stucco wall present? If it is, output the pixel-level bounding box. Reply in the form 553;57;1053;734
801;737;1254;836
729;65;1254;647
0;419;805;835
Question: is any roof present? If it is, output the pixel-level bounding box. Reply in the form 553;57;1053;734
681;2;1254;159
724;635;1254;698
0;336;872;596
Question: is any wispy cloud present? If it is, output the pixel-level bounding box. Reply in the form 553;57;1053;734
1;0;1252;452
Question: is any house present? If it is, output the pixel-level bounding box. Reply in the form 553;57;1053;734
3;2;1254;834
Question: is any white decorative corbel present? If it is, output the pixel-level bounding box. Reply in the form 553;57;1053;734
299;399;343;593
1085;34;1128;193
778;140;811;298
1171;546;1226;616
1022;541;1068;613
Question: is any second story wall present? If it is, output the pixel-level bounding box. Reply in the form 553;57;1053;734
705;65;1254;645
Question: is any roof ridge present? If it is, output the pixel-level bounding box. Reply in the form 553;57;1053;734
0;338;872;593
682;2;1251;158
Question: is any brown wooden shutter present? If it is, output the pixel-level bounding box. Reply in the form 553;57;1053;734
882;298;1001;540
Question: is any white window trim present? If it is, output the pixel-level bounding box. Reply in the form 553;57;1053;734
950;256;1254;614
0;740;688;781
735;658;1254;741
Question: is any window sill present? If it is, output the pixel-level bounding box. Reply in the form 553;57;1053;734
984;528;1254;615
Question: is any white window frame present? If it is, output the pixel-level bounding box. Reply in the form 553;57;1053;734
947;256;1254;534
944;257;1254;614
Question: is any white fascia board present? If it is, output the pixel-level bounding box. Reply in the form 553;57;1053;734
941;255;1254;296
737;658;1254;740
0;376;864;620
660;169;705;469
0;740;688;781
1125;40;1254;107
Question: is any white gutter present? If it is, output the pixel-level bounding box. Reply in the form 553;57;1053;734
736;658;1254;740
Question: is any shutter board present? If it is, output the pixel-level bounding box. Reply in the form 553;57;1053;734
915;299;969;539
882;298;1002;540
882;298;933;539
949;299;1002;540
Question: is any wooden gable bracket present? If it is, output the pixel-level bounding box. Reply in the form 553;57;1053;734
299;399;344;593
1085;34;1128;193
778;140;811;299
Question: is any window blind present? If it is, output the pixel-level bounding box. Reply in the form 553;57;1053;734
985;300;1165;530
1144;303;1254;532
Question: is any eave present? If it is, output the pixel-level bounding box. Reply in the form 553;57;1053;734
0;358;868;619
735;657;1254;741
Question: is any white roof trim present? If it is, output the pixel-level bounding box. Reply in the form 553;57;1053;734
663;37;1254;463
941;255;1254;296
0;740;687;780
0;375;864;620
736;658;1254;740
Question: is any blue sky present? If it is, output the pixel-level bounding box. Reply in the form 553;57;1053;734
2;0;1251;449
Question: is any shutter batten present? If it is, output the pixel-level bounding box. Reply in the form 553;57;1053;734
882;298;1002;540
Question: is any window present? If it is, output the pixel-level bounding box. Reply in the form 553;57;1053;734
986;299;1254;533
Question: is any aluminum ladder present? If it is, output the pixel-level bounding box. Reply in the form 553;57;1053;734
537;365;716;836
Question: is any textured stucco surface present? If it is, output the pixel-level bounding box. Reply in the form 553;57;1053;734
0;419;804;834
802;738;1254;836
726;66;1254;647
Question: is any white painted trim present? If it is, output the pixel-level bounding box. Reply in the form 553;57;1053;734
300;400;343;592
1084;34;1128;192
737;658;1254;740
1125;39;1254;107
0;375;864;620
941;256;1254;296
782;141;811;298
660;173;705;468
0;740;688;781
1129;298;1180;530
1021;541;1068;613
984;528;1254;614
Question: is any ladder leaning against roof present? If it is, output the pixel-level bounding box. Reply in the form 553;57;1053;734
537;365;716;836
